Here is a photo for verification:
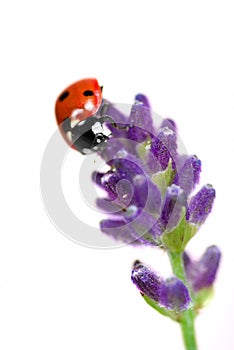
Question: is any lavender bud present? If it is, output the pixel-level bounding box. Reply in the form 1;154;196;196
131;260;162;302
174;155;201;195
128;102;154;142
186;185;215;224
150;127;177;171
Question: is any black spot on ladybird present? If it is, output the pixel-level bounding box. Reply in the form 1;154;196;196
83;90;94;96
59;91;69;101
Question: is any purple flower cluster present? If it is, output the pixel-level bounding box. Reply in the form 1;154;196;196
131;260;191;313
92;93;220;321
93;94;216;251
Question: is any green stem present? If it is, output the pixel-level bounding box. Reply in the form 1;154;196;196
168;251;198;350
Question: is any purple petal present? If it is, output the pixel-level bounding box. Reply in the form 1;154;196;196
133;174;162;215
100;138;127;160
127;126;151;143
124;206;161;245
184;246;221;292
100;205;160;247
160;277;191;311
114;178;134;207
146;151;162;174
100;155;147;207
131;260;162;302
92;171;103;187
100;219;141;245
193;246;221;291
95;161;162;216
174;155;201;195
98;172;120;200
96;172;135;207
160;185;187;231
108;154;145;180
186;185;215;224
95;198;122;214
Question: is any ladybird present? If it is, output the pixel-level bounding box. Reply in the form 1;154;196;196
55;78;113;154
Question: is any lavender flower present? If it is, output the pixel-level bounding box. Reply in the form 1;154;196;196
131;260;191;314
93;94;216;251
54;82;220;349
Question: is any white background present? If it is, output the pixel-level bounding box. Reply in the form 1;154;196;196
1;0;234;349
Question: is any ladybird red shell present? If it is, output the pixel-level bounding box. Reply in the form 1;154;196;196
55;78;102;150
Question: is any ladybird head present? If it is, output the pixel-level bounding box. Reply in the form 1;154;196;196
55;78;102;126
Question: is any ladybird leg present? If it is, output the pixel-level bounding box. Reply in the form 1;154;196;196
100;115;130;131
106;117;129;130
114;123;129;130
98;102;109;117
98;102;119;128
97;114;116;127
